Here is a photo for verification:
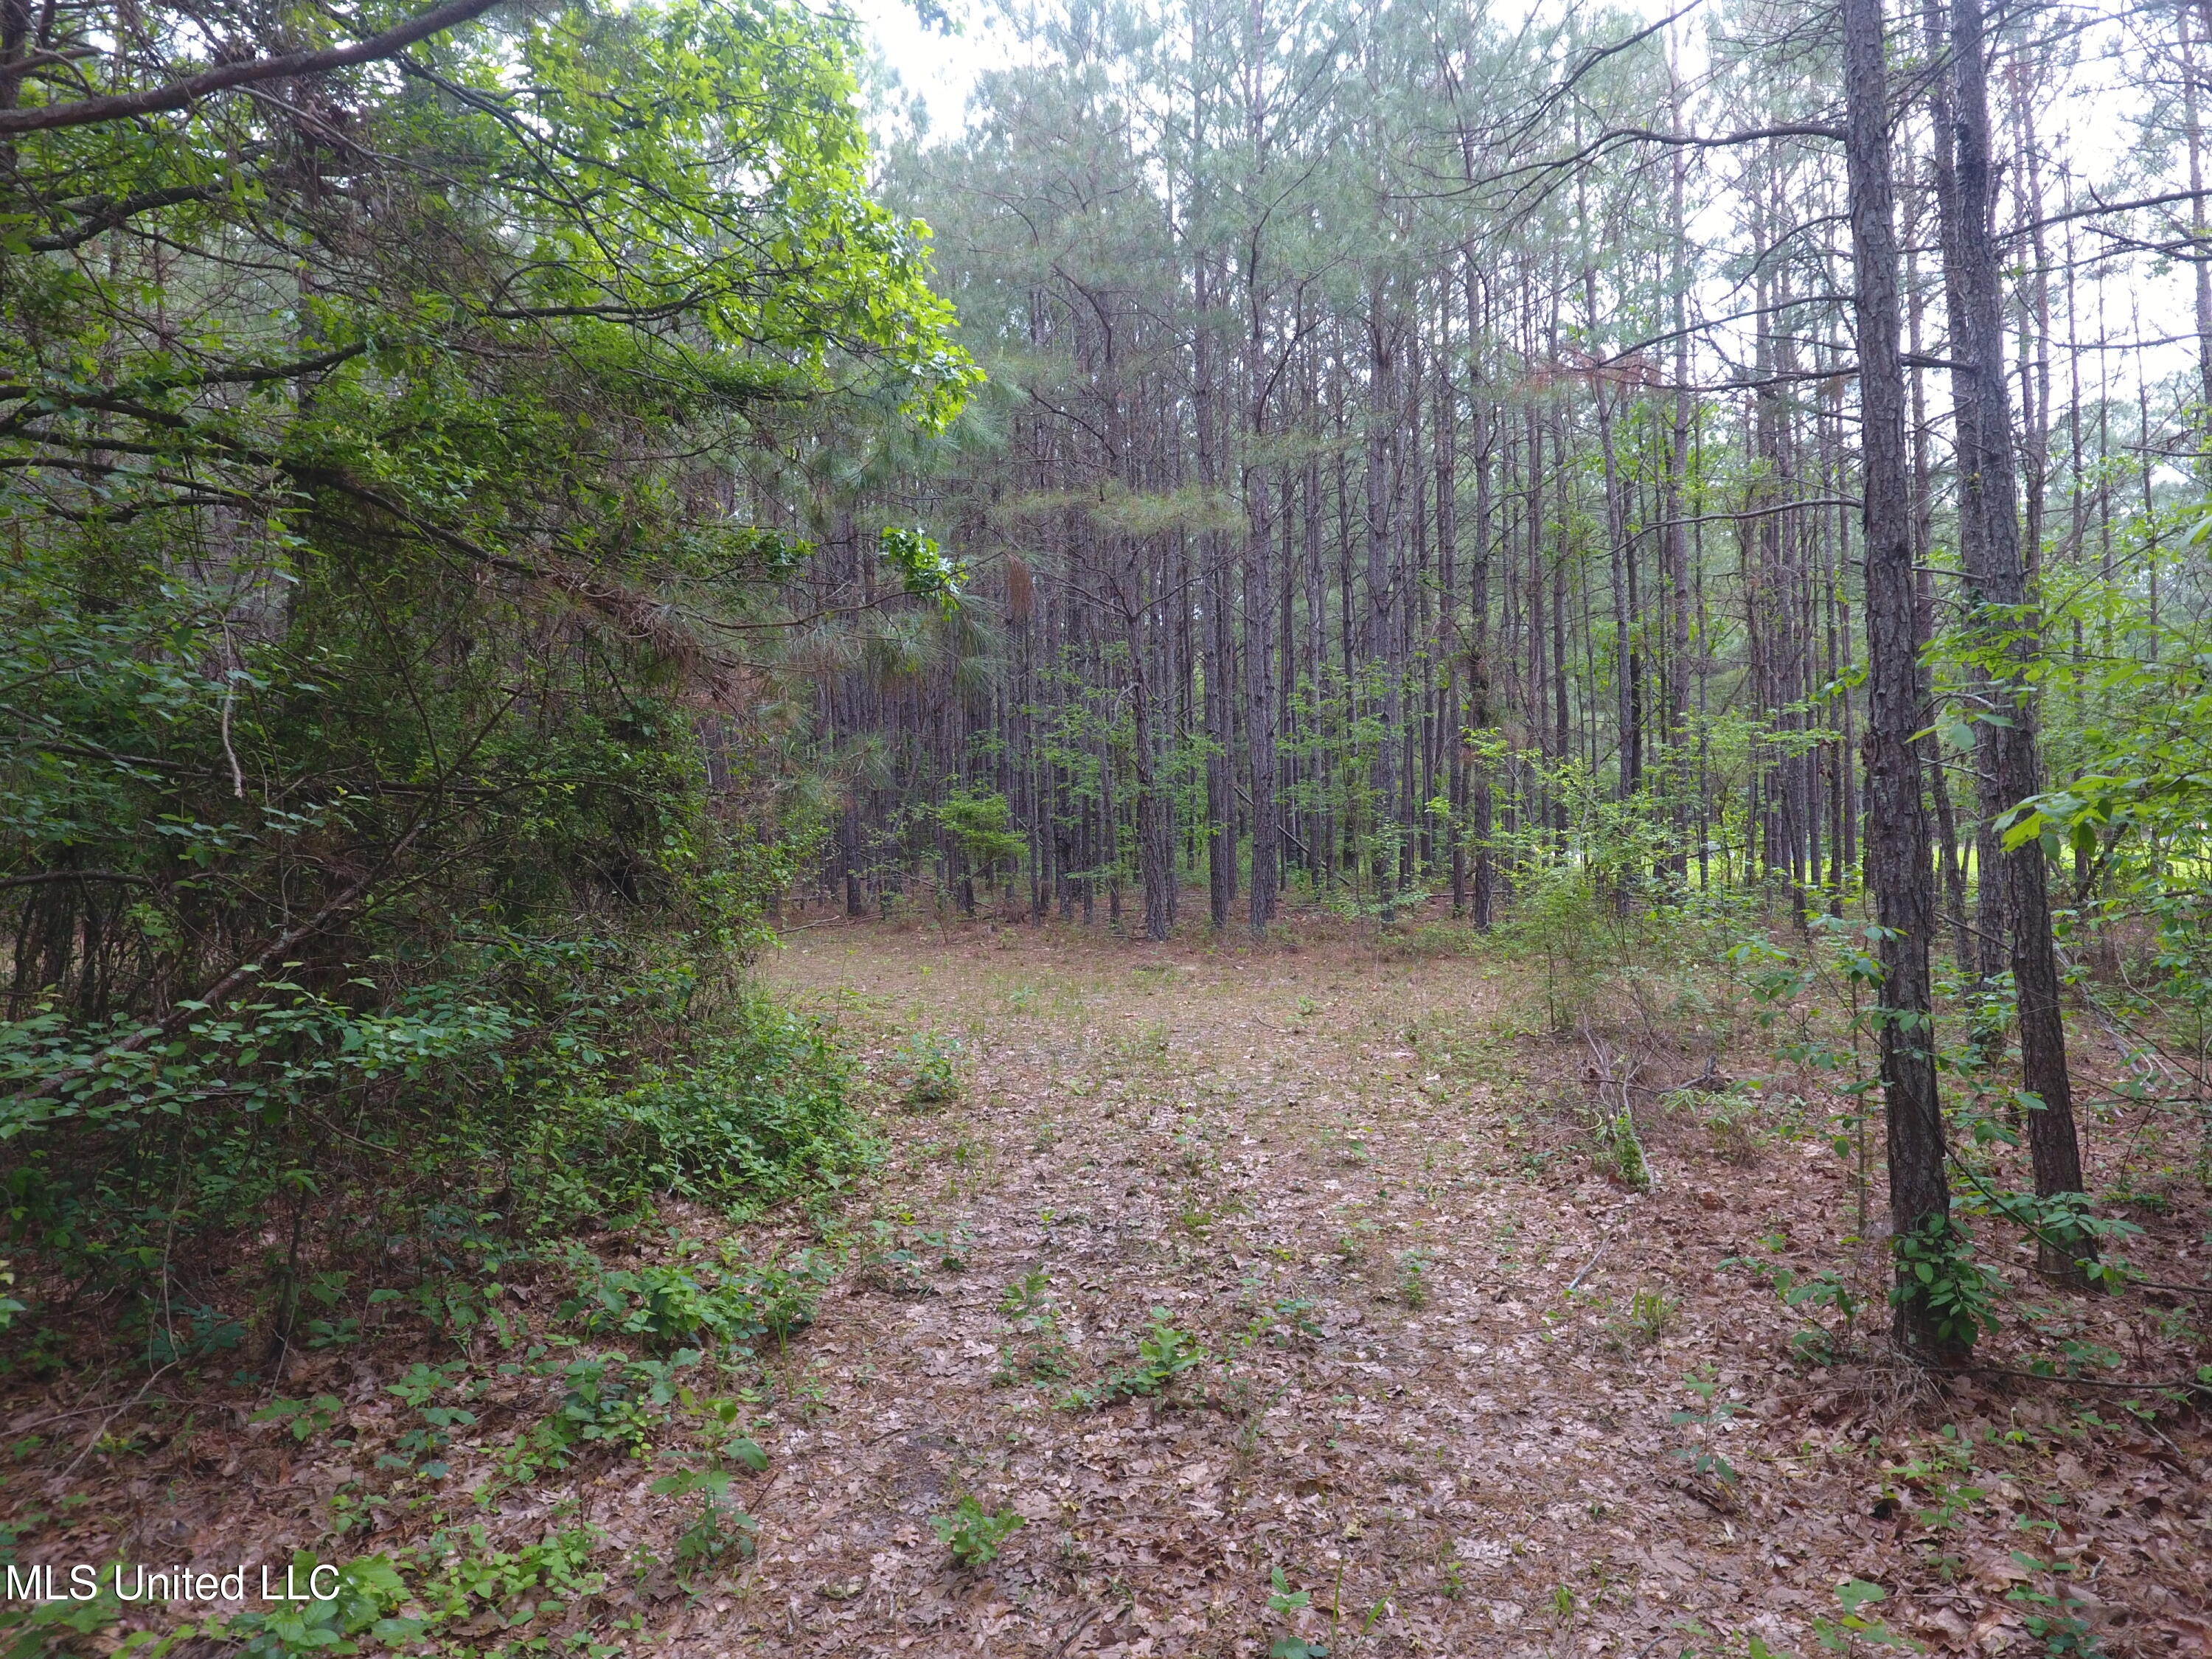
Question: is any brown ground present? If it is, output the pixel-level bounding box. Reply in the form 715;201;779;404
6;910;2208;1657
720;914;2209;1658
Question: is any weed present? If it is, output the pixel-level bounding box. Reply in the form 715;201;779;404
995;1270;1075;1384
1892;1215;2003;1351
490;1349;698;1486
931;1495;1023;1565
251;1394;347;1444
1591;1110;1650;1190
1262;1565;1330;1658
1809;1578;1922;1653
557;1245;829;1357
1669;1368;1740;1490
1266;1293;1324;1347
2005;1551;2104;1655
650;1468;759;1583
1133;1309;1207;1385
1394;1251;1430;1310
894;1030;965;1108
854;1219;931;1296
1060;1309;1209;1408
1722;1251;1865;1366
1613;1286;1678;1349
994;1267;1043;1315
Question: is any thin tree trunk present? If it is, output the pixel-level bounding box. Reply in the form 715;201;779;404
1846;0;1955;1355
1943;0;2090;1274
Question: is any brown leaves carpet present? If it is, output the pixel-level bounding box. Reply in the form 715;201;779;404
718;917;2209;1658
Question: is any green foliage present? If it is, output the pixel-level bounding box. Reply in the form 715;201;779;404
0;0;956;1366
538;1003;874;1222
1264;1566;1330;1658
1617;1286;1680;1349
1811;1579;1923;1653
1591;1110;1651;1190
1060;1308;1210;1408
557;1245;831;1356
882;529;970;611
993;1269;1075;1384
489;1350;700;1486
206;1554;424;1658
893;1029;966;1108
2006;1553;2106;1655
1394;1250;1431;1310
1668;1368;1741;1489
4;1529;618;1658
1982;1190;2143;1292
1891;1215;2003;1352
937;789;1026;876
251;1394;347;1443
931;1495;1023;1565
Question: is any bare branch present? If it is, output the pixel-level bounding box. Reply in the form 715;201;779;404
0;0;504;135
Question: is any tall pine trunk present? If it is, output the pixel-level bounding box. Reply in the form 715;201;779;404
1845;0;1956;1356
1941;0;2090;1276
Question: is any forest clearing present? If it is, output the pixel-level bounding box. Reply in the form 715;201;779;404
748;917;2211;1657
7;0;2212;1650
6;907;2205;1658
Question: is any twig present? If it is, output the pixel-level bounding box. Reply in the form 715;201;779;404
1056;1600;1111;1657
1965;1363;2208;1392
1565;1243;1610;1295
58;1363;177;1478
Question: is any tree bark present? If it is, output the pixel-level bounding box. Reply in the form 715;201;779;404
1943;0;2091;1276
1845;0;1956;1356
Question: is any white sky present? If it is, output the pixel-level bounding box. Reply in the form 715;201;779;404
846;0;1002;138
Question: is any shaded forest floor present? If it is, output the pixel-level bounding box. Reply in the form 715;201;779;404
718;914;2208;1658
7;911;2210;1658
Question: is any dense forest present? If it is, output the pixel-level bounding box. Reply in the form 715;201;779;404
821;0;2207;946
1;0;2210;1650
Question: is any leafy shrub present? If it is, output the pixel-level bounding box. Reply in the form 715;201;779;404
931;1495;1023;1565
1892;1216;2003;1352
491;1352;699;1486
893;1030;965;1109
534;998;874;1224
1394;1251;1431;1310
1591;1110;1650;1191
1062;1309;1209;1408
1265;1566;1330;1659
558;1245;833;1355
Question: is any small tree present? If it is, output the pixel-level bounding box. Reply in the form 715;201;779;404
939;790;1025;914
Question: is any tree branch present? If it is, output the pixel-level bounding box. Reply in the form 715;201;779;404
0;0;504;135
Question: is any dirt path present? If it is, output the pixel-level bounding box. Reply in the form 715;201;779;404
693;919;2204;1658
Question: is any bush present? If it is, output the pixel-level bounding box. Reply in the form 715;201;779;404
557;1245;835;1355
892;1030;965;1109
931;1496;1023;1566
533;998;874;1225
